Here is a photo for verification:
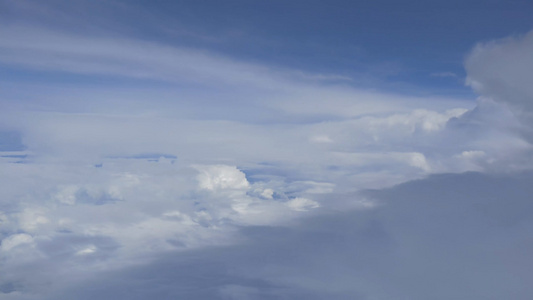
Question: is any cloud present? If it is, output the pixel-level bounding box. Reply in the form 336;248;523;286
23;171;533;300
195;165;250;191
2;5;533;299
285;197;319;211
0;161;327;295
0;24;471;122
465;30;533;120
0;234;34;252
0;88;524;299
461;31;533;169
430;71;458;78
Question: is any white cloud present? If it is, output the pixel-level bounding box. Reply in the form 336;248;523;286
75;245;97;256
2;11;533;300
29;172;533;300
195;165;250;191
1;234;34;252
309;135;333;143
53;185;79;205
331;151;431;172
465;30;533;120
362;108;468;134
17;209;50;234
460;31;533;171
286;197;320;212
260;188;274;199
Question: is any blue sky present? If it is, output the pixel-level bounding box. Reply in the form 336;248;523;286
1;1;533;299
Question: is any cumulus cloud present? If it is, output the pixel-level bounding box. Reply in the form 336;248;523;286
465;30;533;126
460;30;533;170
0;160;328;298
195;165;250;191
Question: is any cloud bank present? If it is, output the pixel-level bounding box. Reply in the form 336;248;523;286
36;172;533;300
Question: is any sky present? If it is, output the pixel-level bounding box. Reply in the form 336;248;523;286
1;0;533;299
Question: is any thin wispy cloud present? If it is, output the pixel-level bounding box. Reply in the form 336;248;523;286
430;71;458;78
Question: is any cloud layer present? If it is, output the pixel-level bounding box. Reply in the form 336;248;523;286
1;4;533;298
33;172;533;300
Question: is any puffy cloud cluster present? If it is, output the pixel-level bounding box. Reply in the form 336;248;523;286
0;159;326;298
195;165;250;190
